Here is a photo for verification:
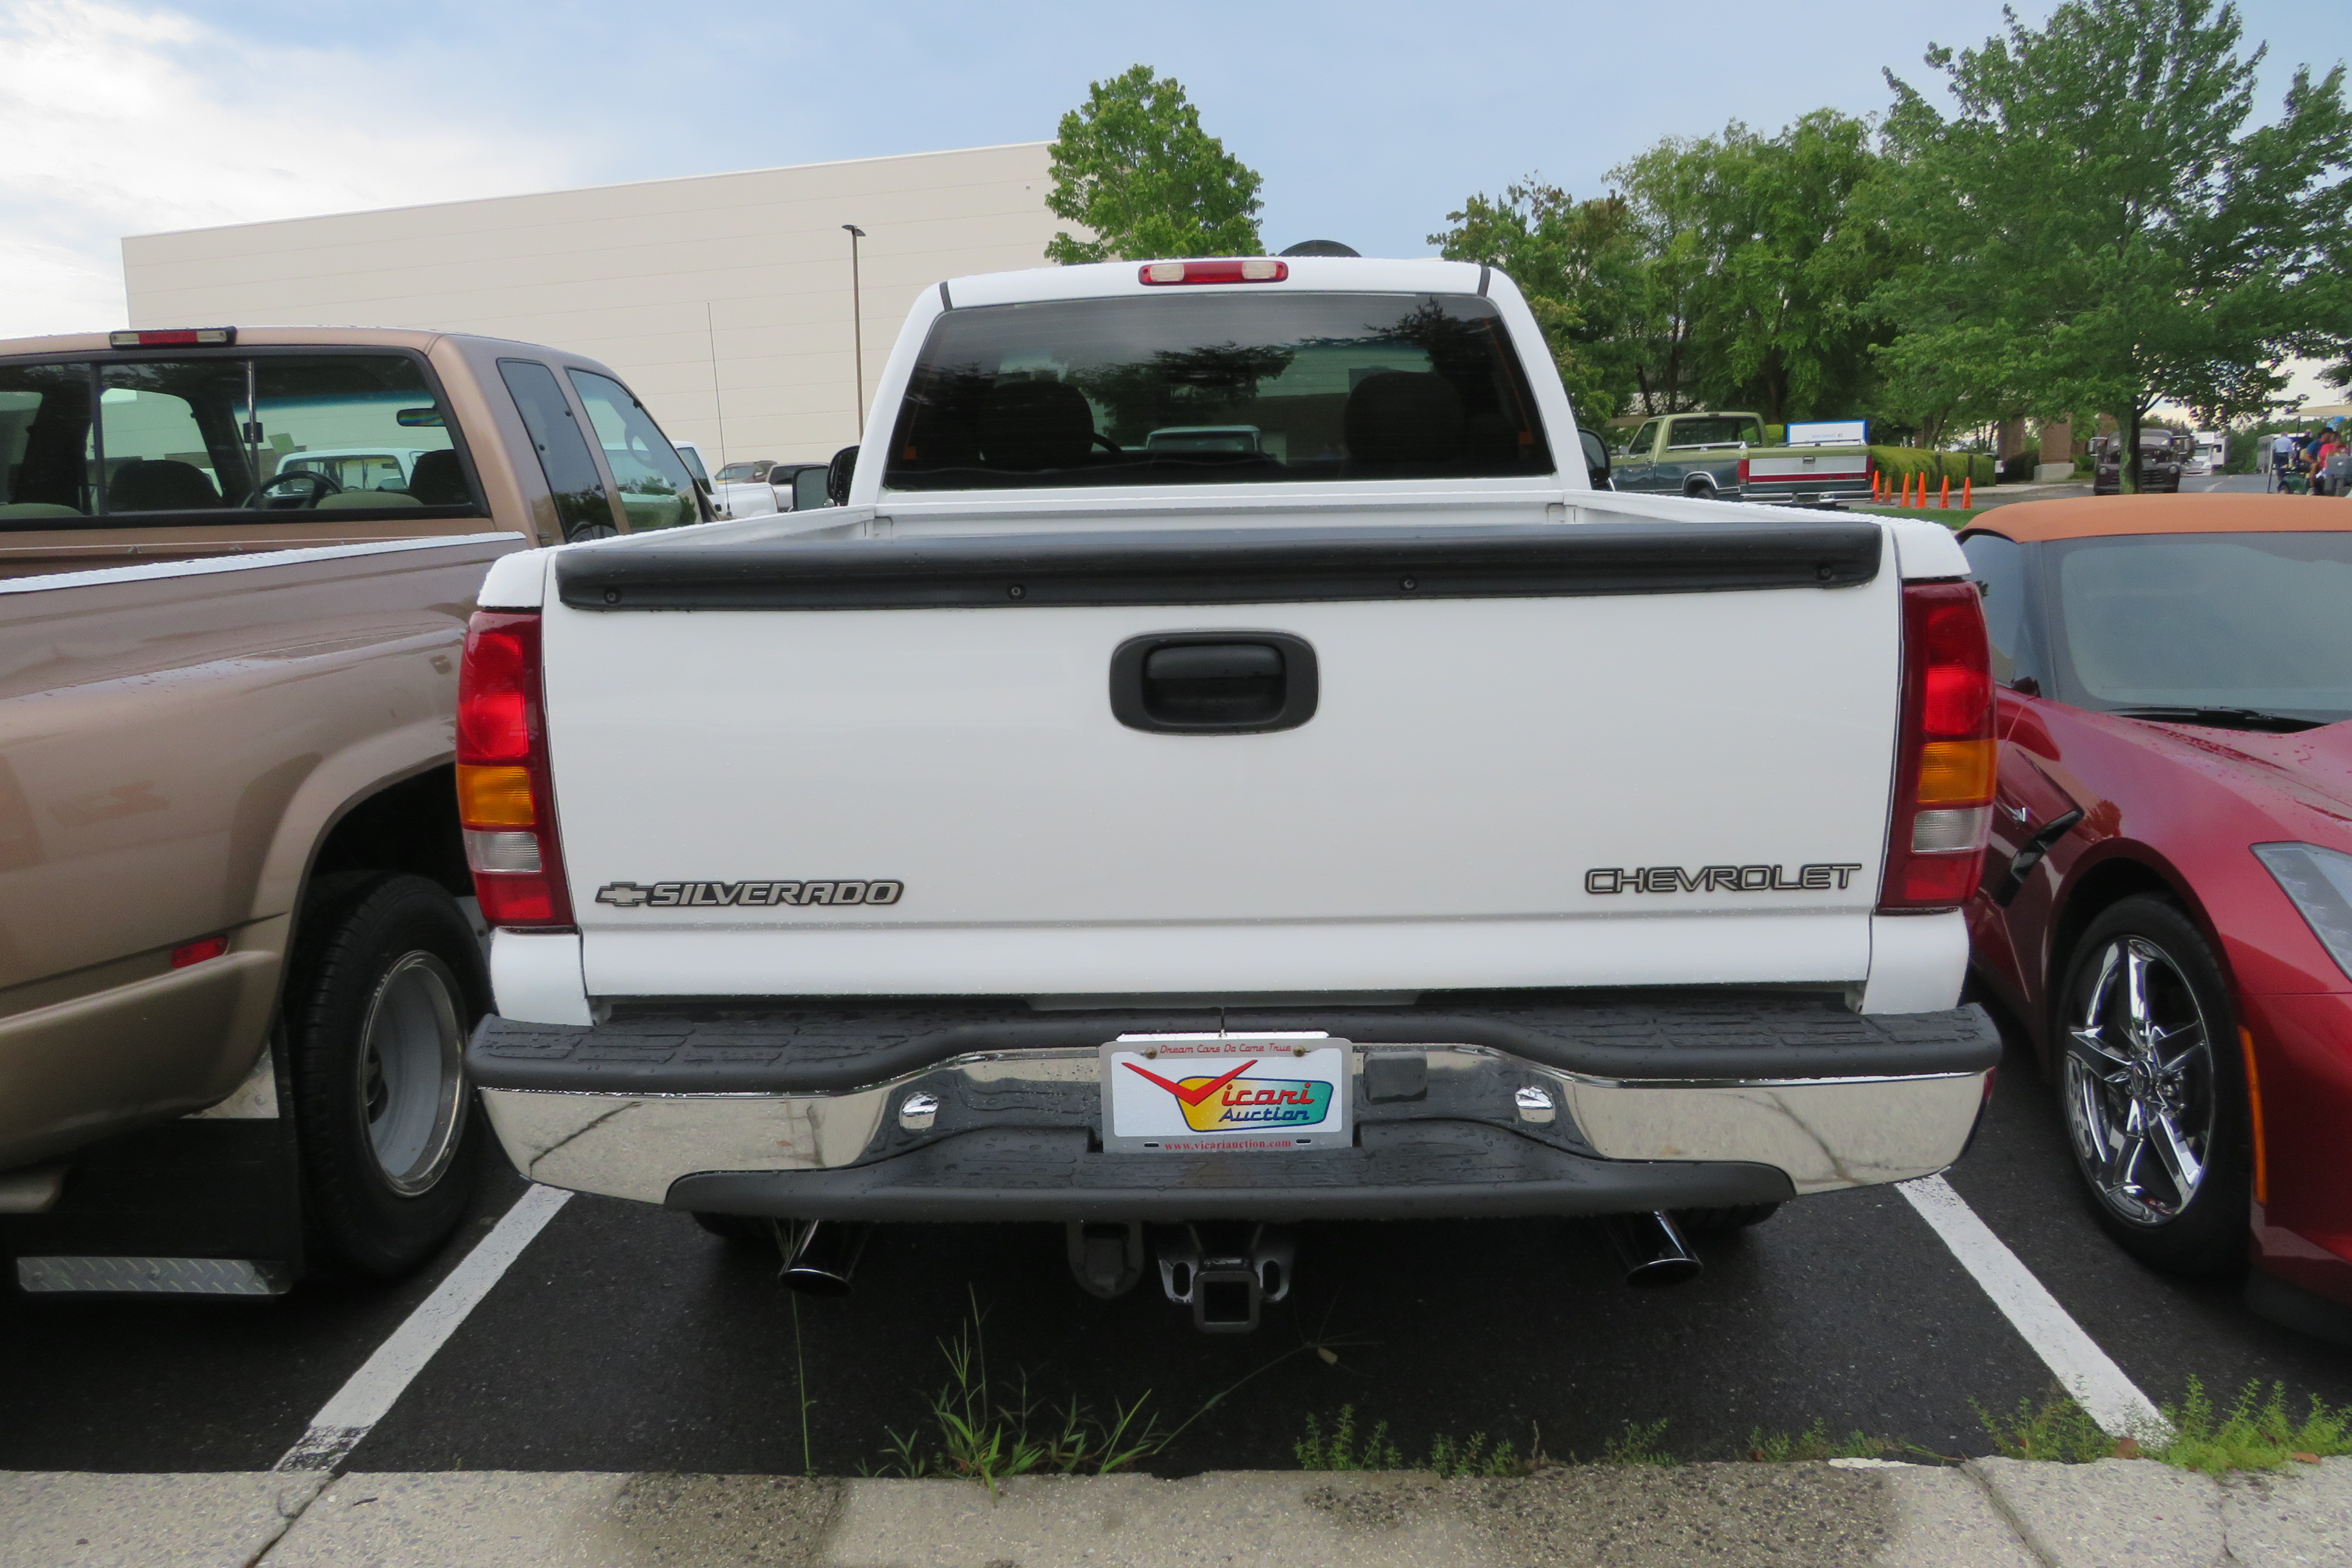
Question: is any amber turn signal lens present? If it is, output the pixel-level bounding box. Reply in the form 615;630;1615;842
1915;738;1995;805
457;763;535;827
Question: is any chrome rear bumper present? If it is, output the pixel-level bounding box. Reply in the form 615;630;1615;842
475;995;1998;1220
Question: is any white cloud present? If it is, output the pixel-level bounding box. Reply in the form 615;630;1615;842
0;1;575;337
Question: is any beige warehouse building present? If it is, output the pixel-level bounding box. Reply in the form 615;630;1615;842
121;143;1063;466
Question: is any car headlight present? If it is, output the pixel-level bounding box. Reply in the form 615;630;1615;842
2252;843;2352;982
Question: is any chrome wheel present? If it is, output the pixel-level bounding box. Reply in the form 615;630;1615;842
2061;934;2217;1228
358;951;467;1195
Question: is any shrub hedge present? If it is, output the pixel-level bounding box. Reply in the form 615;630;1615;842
1870;447;1997;487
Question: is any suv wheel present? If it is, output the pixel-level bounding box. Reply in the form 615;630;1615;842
286;873;487;1277
2053;896;2248;1275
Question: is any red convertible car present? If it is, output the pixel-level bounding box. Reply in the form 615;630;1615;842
1958;495;2352;1340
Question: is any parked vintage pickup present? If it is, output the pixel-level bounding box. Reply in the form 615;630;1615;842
1612;411;1874;506
0;324;705;1293
460;256;2001;1333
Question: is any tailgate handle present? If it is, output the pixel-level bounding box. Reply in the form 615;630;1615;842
1110;632;1318;734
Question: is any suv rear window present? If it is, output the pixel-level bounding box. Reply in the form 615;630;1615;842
881;292;1553;491
0;351;476;527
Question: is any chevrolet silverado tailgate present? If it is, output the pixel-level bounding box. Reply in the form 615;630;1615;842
540;520;1899;998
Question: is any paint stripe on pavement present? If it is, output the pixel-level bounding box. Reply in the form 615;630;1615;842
1899;1173;2169;1439
274;1183;573;1473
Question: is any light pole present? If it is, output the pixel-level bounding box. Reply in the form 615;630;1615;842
842;224;867;437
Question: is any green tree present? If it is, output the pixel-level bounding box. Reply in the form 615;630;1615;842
1707;112;1899;427
1606;112;1899;425
1045;66;1264;264
1871;0;2352;489
1427;180;1643;419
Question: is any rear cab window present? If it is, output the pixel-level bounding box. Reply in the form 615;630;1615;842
881;291;1553;493
0;350;480;527
1666;415;1763;449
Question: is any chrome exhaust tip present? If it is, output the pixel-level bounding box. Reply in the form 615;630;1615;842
781;1219;868;1296
1599;1210;1702;1289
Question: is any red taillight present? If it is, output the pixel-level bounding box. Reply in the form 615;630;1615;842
1138;259;1288;286
1738;456;1751;485
457;611;573;930
1880;580;1994;912
108;328;235;348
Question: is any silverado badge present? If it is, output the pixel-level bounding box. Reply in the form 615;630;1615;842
594;880;903;908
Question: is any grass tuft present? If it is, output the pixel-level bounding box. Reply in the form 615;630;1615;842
1974;1389;2117;1464
877;1289;1170;1493
1295;1406;1405;1471
1745;1420;1894;1463
1598;1417;1677;1467
2158;1378;2352;1475
1977;1378;2352;1473
1294;1407;1530;1476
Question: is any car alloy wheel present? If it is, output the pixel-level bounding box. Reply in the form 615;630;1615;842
357;950;468;1196
2061;934;2218;1229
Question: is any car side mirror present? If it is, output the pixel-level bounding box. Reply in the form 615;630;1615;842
1578;429;1612;491
826;445;858;507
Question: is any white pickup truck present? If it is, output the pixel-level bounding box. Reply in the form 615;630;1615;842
459;256;2001;1331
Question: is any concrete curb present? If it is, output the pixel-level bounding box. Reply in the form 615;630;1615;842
5;1460;2347;1568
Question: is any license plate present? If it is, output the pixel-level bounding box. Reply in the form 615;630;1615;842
1100;1034;1351;1153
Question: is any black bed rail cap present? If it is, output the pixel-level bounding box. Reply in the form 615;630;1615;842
555;520;1883;611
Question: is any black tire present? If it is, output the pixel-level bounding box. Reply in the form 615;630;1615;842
286;872;487;1277
1675;1203;1783;1235
2051;896;2249;1275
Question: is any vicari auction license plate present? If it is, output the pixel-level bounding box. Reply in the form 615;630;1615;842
1099;1034;1352;1153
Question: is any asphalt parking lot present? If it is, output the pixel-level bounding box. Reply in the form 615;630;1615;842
5;467;2331;1487
6;988;2348;1483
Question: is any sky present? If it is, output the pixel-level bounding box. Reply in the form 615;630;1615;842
0;0;2344;395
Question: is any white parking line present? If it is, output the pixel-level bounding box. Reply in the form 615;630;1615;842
273;1183;574;1473
1898;1174;2170;1439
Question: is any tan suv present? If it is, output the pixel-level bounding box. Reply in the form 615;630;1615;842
0;326;707;1293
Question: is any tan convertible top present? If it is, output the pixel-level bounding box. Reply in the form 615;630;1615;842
1964;493;2352;543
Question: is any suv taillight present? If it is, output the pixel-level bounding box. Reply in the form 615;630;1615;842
456;611;573;928
1879;581;1994;912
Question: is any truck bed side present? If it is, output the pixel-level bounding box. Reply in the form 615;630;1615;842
0;533;522;1166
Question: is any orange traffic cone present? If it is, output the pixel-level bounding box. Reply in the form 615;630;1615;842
1940;475;1951;509
1898;473;1908;506
1872;471;1881;503
1963;475;1973;508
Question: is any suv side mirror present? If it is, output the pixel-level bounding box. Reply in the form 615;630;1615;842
1577;429;1612;491
826;445;858;507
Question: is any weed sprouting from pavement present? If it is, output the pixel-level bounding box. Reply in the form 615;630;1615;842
1745;1420;1894;1463
2156;1378;2352;1475
1598;1418;1676;1467
1974;1388;2115;1464
1427;1431;1523;1478
1294;1406;1527;1475
879;1290;1164;1493
1978;1378;2352;1472
1295;1407;1403;1471
878;1289;1317;1493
